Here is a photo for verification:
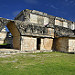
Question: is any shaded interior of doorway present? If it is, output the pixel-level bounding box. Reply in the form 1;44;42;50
37;38;41;50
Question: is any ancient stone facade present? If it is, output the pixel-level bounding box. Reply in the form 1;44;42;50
0;9;75;53
0;27;7;44
53;37;75;52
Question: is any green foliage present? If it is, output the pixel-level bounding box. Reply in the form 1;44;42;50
0;43;8;45
0;52;75;75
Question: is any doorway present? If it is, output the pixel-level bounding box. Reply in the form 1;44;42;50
37;38;41;50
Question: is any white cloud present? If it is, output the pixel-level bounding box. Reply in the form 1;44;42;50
13;10;20;16
65;0;75;6
70;1;74;3
24;0;38;4
50;5;58;9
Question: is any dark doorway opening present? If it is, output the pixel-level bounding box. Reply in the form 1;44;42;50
37;38;41;50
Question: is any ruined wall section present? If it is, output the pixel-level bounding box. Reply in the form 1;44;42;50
55;17;75;30
69;38;75;52
53;37;75;52
54;25;74;37
7;21;20;50
15;9;75;30
21;36;37;51
0;17;10;31
0;29;7;44
14;9;55;27
53;37;68;52
0;18;12;44
41;38;53;51
14;9;55;38
15;20;54;38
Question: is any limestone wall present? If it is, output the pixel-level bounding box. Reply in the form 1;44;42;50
14;9;75;30
0;41;4;44
0;32;7;44
55;17;75;30
21;36;37;51
41;38;53;50
54;25;74;37
53;37;68;52
55;19;63;27
21;36;53;51
14;9;55;27
0;27;7;44
30;13;49;26
48;28;54;38
53;37;75;52
69;38;75;52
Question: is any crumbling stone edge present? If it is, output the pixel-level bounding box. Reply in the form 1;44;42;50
0;50;75;55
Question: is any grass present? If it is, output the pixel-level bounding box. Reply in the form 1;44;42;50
0;52;75;75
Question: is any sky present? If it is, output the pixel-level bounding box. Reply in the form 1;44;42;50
0;0;75;21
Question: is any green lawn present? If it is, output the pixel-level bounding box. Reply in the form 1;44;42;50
0;52;75;75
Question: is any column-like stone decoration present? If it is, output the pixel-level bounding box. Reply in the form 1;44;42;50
48;15;55;28
0;18;10;31
23;9;31;22
67;20;72;29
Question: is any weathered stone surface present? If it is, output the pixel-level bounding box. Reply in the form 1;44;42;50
0;32;7;41
53;37;68;52
41;38;53;50
14;9;55;27
53;37;75;52
55;19;63;26
71;23;75;30
48;28;54;38
54;25;74;37
0;9;75;53
15;21;51;37
13;36;20;50
49;17;55;26
30;13;38;23
7;21;20;50
0;27;7;44
55;17;75;30
63;21;68;28
21;36;37;51
0;18;10;31
69;38;75;52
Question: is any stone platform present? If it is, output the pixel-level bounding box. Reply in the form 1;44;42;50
0;48;53;54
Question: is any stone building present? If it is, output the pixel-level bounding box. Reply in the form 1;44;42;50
14;9;54;51
0;27;7;44
0;9;75;53
53;25;75;52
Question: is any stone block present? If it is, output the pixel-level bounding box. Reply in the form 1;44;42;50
30;13;38;23
21;36;37;51
0;32;7;41
69;38;75;52
48;28;54;38
63;22;68;28
0;41;4;44
53;37;68;52
55;20;63;26
41;38;53;50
